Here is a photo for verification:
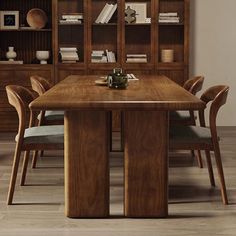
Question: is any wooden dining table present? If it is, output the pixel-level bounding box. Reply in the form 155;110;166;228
30;75;205;218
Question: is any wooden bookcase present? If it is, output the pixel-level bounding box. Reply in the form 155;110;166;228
0;0;189;131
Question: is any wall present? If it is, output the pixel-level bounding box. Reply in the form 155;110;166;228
190;0;236;126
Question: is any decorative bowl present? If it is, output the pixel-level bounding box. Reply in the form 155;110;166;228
26;8;48;29
36;51;50;64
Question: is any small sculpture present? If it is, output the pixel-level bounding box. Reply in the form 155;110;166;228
6;47;17;61
125;6;136;24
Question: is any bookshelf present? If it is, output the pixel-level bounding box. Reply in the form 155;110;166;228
0;0;189;131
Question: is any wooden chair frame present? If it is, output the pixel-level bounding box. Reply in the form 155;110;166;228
6;85;64;205
170;85;229;204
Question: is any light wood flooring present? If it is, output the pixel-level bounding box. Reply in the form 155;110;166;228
0;127;235;236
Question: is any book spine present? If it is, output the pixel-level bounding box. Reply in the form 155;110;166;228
95;3;109;23
104;3;117;23
100;4;114;24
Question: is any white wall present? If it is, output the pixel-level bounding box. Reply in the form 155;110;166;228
190;0;236;126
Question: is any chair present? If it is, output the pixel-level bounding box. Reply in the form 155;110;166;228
30;75;64;168
170;85;229;204
170;76;205;126
170;76;205;167
30;75;64;126
6;85;64;205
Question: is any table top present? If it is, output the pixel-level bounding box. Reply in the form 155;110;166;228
30;75;206;111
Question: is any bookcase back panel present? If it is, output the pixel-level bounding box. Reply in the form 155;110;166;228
58;26;84;62
57;0;83;17
159;0;185;22
125;26;151;60
159;26;184;62
92;26;117;52
0;32;52;64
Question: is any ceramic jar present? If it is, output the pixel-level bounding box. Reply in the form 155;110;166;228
6;47;17;61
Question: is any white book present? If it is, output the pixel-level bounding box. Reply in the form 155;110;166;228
159;19;180;23
159;17;180;20
109;51;116;62
95;3;110;23
60;47;77;52
62;15;83;20
126;58;147;63
127;54;147;58
100;4;114;24
104;3;117;23
159;12;178;17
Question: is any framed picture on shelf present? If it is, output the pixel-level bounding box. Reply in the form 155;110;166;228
125;2;147;23
0;11;19;30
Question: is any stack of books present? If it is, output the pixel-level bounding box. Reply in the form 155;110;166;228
159;12;180;23
59;13;83;24
91;50;116;63
91;50;107;63
59;47;79;63
126;54;147;63
95;3;117;24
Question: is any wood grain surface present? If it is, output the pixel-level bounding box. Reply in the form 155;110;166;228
124;111;168;217
30;75;205;111
64;110;109;217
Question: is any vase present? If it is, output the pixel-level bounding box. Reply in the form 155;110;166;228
36;51;49;64
6;47;17;61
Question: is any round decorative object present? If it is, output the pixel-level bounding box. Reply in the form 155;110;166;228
6;47;17;61
36;51;50;64
26;8;48;29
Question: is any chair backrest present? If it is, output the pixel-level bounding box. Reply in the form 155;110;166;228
183;76;204;95
30;75;52;95
6;85;36;140
199;85;229;138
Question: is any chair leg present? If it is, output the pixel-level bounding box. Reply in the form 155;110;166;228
197;150;203;168
31;151;38;168
205;150;215;187
20;151;30;186
7;144;22;205
213;144;228;205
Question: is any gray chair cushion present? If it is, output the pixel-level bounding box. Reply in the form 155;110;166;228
23;125;64;144
170;111;191;121
37;110;64;121
170;125;212;144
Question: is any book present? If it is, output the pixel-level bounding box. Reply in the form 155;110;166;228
59;19;82;24
159;19;180;23
62;14;83;20
126;58;147;63
104;3;117;23
127;54;147;58
60;47;78;52
100;4;114;24
95;3;110;23
159;12;178;17
62;60;78;63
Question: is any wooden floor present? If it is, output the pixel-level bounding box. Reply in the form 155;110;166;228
0;127;235;235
